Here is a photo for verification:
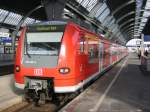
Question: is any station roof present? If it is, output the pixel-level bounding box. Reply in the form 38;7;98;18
0;0;149;44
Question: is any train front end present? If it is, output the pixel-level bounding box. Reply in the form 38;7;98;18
14;21;75;104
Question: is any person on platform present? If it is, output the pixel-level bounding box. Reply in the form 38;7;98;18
137;47;141;59
144;50;148;57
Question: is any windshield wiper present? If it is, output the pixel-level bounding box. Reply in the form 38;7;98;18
25;35;31;58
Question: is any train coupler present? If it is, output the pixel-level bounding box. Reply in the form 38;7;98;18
24;78;54;106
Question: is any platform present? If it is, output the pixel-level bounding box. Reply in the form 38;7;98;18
0;74;23;111
0;60;14;66
0;54;14;66
60;53;150;112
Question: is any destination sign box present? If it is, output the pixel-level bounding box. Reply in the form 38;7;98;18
27;25;65;32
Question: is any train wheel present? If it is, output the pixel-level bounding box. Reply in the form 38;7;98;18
24;87;31;103
34;98;40;106
52;94;60;105
33;93;40;106
23;93;31;103
39;93;46;105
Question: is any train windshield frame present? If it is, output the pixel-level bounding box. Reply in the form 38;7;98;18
24;25;65;56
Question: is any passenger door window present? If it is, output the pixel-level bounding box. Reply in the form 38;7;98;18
88;40;99;64
80;37;85;53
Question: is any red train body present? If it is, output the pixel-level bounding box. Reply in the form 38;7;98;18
14;20;127;103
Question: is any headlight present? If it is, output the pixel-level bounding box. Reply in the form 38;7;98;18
59;67;70;74
16;65;20;72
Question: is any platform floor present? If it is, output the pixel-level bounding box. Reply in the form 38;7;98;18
60;53;150;112
0;74;23;111
0;60;14;66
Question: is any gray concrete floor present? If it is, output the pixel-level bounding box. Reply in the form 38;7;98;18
0;61;14;66
60;53;150;112
99;53;150;112
0;74;23;111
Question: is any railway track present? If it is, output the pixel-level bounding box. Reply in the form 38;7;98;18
0;92;79;112
0;101;59;112
14;103;57;112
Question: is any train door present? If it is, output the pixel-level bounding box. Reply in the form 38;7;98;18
110;44;112;65
117;45;119;61
103;43;110;69
110;44;116;64
114;45;118;63
79;36;86;79
86;35;99;76
77;34;89;81
110;45;113;64
99;42;103;72
108;44;111;67
103;43;106;69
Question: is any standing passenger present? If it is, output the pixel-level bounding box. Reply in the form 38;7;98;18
138;48;141;59
144;50;148;56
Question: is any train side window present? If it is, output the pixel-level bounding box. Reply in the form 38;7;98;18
80;37;85;53
89;46;94;58
88;41;99;64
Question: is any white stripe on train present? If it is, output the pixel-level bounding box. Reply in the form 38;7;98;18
15;71;100;93
15;58;124;93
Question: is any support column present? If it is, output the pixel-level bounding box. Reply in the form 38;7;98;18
44;0;67;20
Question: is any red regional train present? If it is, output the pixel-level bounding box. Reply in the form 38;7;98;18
14;20;127;104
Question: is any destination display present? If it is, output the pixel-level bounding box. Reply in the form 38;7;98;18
27;25;65;32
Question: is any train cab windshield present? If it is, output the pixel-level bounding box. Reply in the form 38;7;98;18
25;32;63;56
24;24;65;56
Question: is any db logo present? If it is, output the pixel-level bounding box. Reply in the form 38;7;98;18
34;69;43;76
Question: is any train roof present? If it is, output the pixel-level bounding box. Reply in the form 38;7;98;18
27;20;68;27
25;20;125;47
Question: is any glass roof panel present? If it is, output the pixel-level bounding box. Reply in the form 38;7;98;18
0;8;40;28
145;1;150;9
98;8;110;22
141;18;148;23
109;23;116;30
140;24;145;27
138;29;142;32
107;19;115;28
139;26;144;29
85;0;98;11
95;3;107;18
76;0;83;4
4;12;22;25
143;11;150;17
0;9;9;22
35;20;41;23
76;0;98;11
112;25;118;33
104;16;112;27
22;18;35;26
82;0;91;7
76;0;124;41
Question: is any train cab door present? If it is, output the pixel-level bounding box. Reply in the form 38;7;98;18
99;42;103;72
78;35;87;80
